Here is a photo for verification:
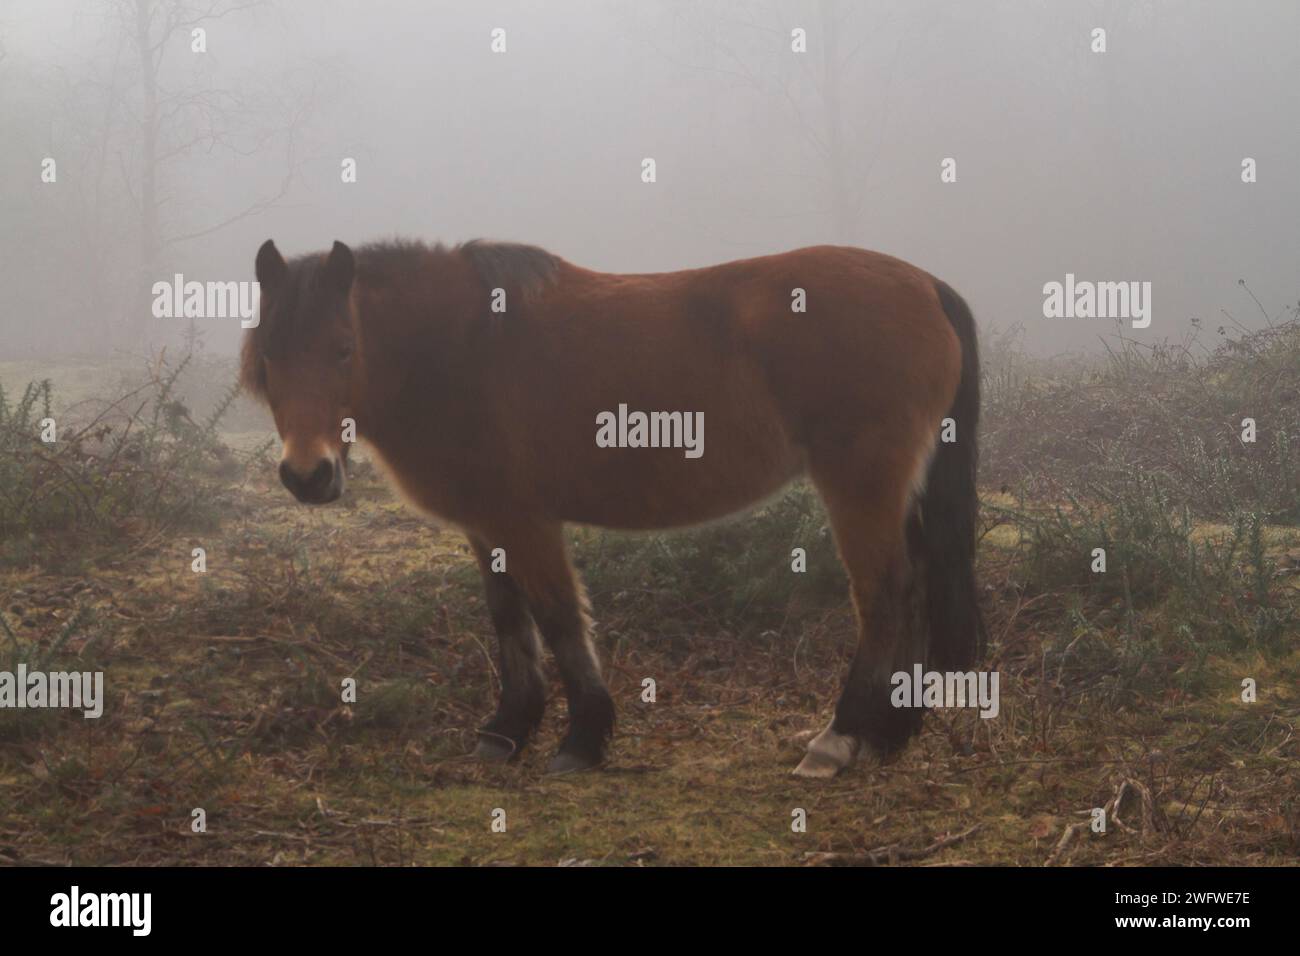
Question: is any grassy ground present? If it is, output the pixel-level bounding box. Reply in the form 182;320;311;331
1;466;1296;866
1;326;1297;867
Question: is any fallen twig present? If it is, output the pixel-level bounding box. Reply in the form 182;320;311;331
803;824;982;866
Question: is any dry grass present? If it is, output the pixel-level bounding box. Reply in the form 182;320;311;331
0;469;1295;867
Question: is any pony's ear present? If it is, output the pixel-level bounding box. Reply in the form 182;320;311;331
255;239;287;289
325;240;354;293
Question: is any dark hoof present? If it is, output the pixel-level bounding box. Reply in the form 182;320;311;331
474;731;517;763
545;750;603;775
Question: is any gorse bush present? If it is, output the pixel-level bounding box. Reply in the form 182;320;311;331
574;482;844;626
1007;476;1207;605
0;352;259;558
997;474;1293;654
0;604;100;742
981;295;1300;522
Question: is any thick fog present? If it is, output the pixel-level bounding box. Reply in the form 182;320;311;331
2;0;1297;358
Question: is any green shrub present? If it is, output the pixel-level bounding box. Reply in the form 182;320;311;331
0;354;257;559
574;482;845;628
1000;474;1293;654
980;297;1300;523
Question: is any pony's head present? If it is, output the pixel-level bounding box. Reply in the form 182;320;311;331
242;239;358;505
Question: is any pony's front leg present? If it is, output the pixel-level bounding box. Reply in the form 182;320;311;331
467;536;547;761
487;520;614;774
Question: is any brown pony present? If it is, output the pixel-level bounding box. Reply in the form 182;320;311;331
242;238;983;776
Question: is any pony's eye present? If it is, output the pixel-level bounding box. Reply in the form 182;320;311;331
337;343;354;363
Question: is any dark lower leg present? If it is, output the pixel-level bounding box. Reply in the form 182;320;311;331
470;538;546;756
800;450;929;773
532;597;615;770
832;555;925;756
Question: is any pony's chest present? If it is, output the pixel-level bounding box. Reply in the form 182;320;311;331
362;440;489;526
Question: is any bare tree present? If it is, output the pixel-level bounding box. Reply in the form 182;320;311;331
110;0;314;341
631;0;934;243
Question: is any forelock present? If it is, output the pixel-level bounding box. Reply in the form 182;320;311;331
240;254;337;398
254;255;330;359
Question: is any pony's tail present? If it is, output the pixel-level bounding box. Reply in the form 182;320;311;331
918;279;986;671
855;279;985;759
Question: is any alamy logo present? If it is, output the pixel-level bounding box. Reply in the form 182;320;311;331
151;274;260;328
50;886;151;936
1042;274;1151;328
0;665;103;718
890;665;999;718
596;403;704;459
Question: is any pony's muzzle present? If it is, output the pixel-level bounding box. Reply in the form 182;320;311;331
279;456;343;504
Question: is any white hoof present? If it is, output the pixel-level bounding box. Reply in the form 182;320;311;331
792;750;844;778
791;725;859;778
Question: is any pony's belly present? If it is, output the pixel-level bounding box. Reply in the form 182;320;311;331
557;445;806;531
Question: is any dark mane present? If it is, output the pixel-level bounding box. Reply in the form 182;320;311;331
241;237;562;397
248;242;433;365
356;237;561;297
355;239;439;281
457;239;560;301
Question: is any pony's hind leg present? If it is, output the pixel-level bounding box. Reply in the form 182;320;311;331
486;520;615;774
468;535;547;761
794;452;925;778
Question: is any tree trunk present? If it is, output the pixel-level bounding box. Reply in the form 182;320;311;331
133;0;160;345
